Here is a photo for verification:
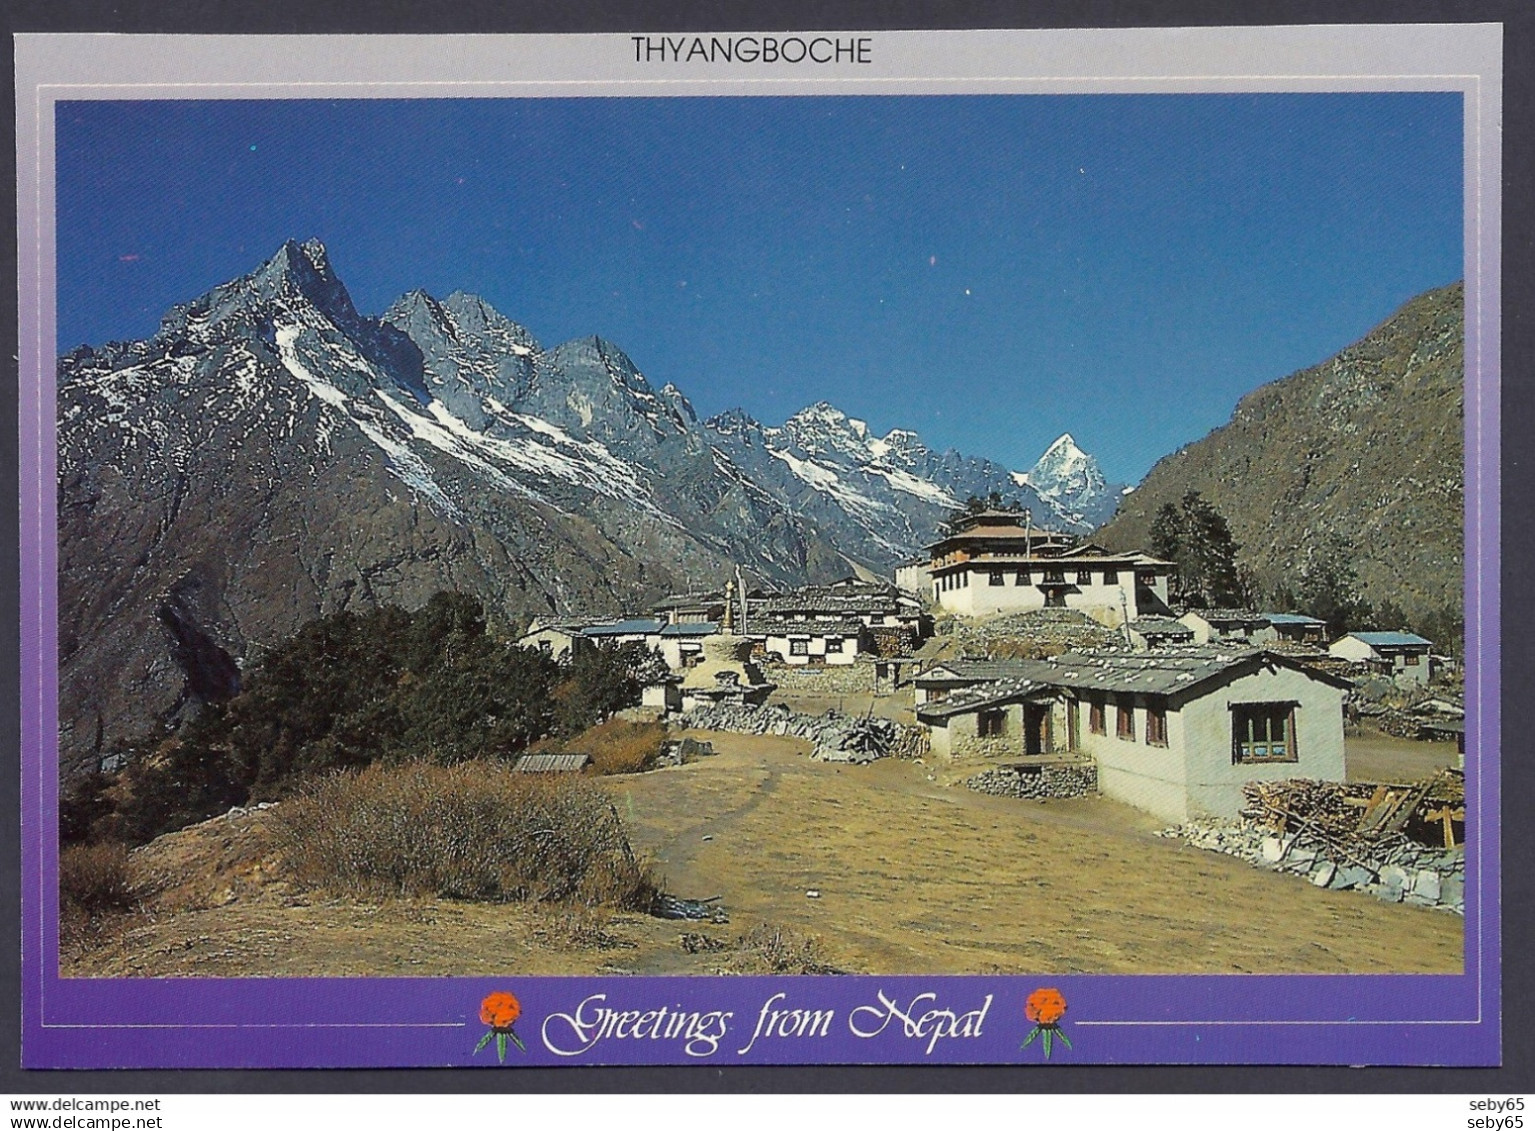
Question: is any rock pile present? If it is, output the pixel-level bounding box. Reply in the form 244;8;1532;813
939;609;1121;659
965;762;1098;800
1156;818;1465;915
675;702;916;764
655;737;716;767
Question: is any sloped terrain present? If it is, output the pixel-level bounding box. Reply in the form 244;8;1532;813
1097;283;1464;623
57;240;1121;776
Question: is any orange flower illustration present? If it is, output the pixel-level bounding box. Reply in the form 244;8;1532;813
1021;987;1072;1059
473;991;528;1063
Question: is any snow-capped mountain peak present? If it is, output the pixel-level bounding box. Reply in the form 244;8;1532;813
1018;431;1118;527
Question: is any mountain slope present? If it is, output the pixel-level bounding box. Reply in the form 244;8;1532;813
57;241;835;778
1095;282;1463;623
57;239;1124;777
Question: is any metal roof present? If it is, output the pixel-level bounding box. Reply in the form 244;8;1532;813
582;619;663;636
660;621;718;637
1262;613;1326;626
1348;631;1432;648
512;753;592;773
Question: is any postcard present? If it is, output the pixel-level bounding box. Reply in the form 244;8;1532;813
15;25;1501;1068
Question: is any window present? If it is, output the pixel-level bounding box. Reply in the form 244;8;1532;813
1146;701;1168;746
989;570;1005;586
537;640;553;655
978;709;1007;737
790;639;809;656
1104;569;1119;584
1232;704;1297;763
826;637;844;653
1404;652;1420;666
1116;697;1134;741
1077;570;1093;585
1043;569;1066;584
1089;697;1106;736
1015;569;1030;585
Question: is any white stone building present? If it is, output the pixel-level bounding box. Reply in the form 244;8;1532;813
1329;631;1435;687
916;648;1350;823
923;512;1173;626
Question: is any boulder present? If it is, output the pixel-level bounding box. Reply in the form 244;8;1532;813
1413;869;1442;903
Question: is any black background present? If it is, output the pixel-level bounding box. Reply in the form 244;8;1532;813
0;0;1527;1098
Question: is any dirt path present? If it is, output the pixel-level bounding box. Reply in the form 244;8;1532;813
65;732;1463;978
607;731;1462;975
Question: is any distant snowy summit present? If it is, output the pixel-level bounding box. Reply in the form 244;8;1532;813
56;237;1130;771
1013;433;1123;528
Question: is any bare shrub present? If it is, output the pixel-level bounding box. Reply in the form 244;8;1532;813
532;904;628;951
59;841;140;917
537;718;666;776
704;924;842;975
270;761;659;908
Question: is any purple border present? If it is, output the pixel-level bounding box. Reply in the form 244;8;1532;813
15;58;1502;1070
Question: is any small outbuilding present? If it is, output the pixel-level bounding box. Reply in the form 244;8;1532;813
1328;631;1435;687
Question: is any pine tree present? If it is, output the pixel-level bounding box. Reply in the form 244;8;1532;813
1148;492;1242;608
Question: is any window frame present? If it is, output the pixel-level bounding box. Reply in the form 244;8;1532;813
789;638;810;656
1145;700;1168;747
1231;702;1299;764
978;708;1008;738
1089;696;1106;736
988;569;1005;586
1115;696;1135;741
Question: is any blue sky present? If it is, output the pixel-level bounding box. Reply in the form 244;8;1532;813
55;94;1462;483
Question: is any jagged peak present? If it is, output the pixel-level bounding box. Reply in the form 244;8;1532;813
791;400;848;422
706;406;762;431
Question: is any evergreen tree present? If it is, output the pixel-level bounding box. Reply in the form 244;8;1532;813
1292;533;1369;638
1147;492;1243;608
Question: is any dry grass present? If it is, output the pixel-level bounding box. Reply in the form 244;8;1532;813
534;718;668;775
270;761;659;908
693;924;841;975
59;841;144;958
60;841;141;916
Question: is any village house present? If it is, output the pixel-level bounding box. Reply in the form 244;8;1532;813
1263;612;1329;644
747;616;866;666
514;621;594;662
656;621;716;669
921;511;1174;626
755;582;927;657
1176;609;1277;646
651;592;729;625
1328;631;1435;687
1127;616;1196;650
911;658;1055;706
916;647;1350;823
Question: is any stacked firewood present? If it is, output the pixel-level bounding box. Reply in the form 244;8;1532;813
1242;771;1465;851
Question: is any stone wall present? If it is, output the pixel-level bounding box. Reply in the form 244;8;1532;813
762;661;879;695
1157;818;1465;915
964;762;1098;800
675;701;925;763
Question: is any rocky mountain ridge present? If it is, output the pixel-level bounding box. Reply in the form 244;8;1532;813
56;239;1119;775
1095;282;1464;627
